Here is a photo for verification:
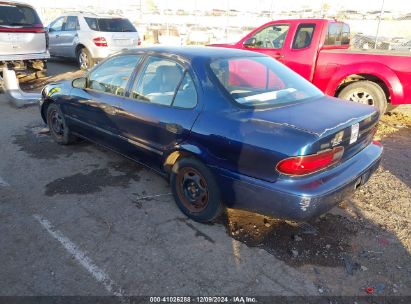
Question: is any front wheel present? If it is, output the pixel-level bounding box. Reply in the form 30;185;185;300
338;80;387;114
170;158;224;223
46;103;77;145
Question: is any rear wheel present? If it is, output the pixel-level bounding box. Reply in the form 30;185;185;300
77;47;94;70
46;103;77;145
171;158;224;223
338;80;387;114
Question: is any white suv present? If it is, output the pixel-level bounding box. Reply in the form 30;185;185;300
47;12;140;70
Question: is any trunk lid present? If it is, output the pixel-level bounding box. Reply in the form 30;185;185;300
253;96;379;160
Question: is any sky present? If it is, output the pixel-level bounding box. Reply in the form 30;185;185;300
20;0;411;13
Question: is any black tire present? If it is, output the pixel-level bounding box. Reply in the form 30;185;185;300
46;103;77;145
77;47;95;70
338;80;387;114
170;158;224;223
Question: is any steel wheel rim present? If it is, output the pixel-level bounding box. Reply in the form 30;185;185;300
348;91;375;106
49;110;64;136
79;51;88;69
176;167;209;213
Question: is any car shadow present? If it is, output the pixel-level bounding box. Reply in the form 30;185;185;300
217;201;411;295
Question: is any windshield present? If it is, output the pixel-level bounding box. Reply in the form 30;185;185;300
210;56;323;107
0;4;42;27
85;17;136;32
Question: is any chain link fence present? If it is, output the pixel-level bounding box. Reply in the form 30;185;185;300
35;0;411;50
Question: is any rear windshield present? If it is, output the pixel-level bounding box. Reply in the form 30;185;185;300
0;4;42;26
84;17;136;32
210;56;323;108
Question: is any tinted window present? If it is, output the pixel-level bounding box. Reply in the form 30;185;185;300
250;24;289;49
88;55;141;96
292;24;315;49
210;56;323;108
63;16;79;31
0;4;42;26
131;57;185;106
325;22;350;46
85;17;136;32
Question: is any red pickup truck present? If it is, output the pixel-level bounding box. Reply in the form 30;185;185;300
211;19;411;113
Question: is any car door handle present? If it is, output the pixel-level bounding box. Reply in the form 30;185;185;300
166;123;183;134
274;54;285;59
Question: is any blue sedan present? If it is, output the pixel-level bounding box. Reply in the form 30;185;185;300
40;46;383;223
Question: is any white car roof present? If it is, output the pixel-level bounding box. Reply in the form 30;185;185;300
62;11;124;19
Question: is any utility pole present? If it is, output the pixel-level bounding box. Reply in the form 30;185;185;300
374;0;385;49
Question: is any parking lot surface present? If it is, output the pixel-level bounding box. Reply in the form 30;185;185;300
1;60;410;298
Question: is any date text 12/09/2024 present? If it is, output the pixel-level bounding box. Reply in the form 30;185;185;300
148;296;257;303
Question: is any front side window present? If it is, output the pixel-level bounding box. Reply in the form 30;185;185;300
88;55;141;96
63;16;79;31
292;24;315;49
250;24;289;49
210;56;323;108
131;57;188;107
49;17;64;32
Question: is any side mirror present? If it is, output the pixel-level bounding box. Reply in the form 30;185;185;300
243;37;257;48
72;77;87;89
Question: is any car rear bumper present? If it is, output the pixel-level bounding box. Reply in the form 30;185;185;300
0;51;50;62
213;142;383;221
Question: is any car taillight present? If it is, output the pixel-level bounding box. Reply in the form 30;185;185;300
93;37;108;47
0;24;45;33
276;146;344;176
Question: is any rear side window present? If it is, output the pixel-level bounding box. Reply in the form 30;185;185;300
63;16;79;31
130;56;197;108
0;4;42;26
84;17;136;32
88;55;141;96
325;22;350;46
131;57;185;106
292;24;315;49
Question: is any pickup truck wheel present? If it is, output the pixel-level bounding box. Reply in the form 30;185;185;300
77;48;94;70
338;81;387;113
46;103;77;145
171;158;224;223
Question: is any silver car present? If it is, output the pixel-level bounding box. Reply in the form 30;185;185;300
47;12;140;70
0;1;49;78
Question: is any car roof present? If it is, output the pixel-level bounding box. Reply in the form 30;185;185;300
121;46;266;62
62;11;124;19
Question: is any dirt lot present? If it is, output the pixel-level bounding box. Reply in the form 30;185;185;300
1;60;410;299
